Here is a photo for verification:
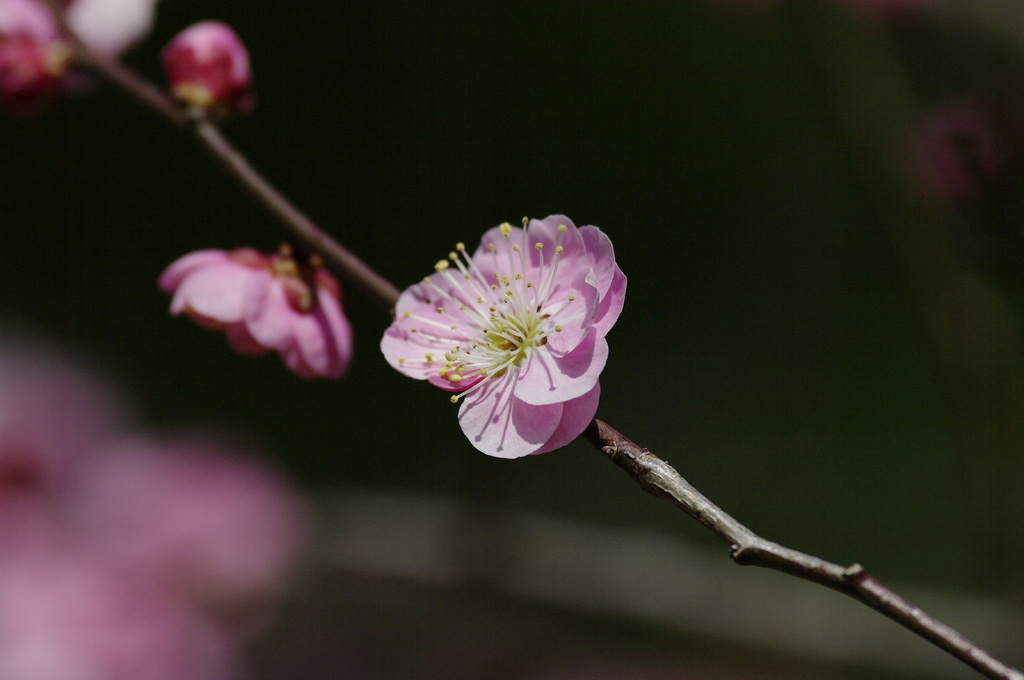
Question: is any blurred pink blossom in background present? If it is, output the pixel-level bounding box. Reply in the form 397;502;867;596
161;247;354;379
0;332;312;679
71;435;312;610
0;0;159;113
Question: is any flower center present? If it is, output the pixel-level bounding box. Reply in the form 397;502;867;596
396;220;577;405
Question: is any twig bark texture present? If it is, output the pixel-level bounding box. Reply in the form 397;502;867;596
50;16;1023;680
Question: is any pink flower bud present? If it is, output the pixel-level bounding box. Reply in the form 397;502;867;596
160;246;354;379
0;0;64;114
162;21;253;117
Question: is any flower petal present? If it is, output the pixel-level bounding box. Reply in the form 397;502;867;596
242;272;295;350
381;300;476;380
280;289;353;380
159;250;229;293
457;374;562;458
170;261;257;322
533;382;601;454
543;269;600;356
515;332;608;406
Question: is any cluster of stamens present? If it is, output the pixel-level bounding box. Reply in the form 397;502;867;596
397;219;577;404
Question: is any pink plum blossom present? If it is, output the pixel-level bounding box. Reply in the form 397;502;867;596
70;434;312;609
381;215;626;458
160;246;354;379
162;20;253;117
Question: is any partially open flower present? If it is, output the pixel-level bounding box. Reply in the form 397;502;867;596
162;21;252;117
160;246;353;379
382;216;626;458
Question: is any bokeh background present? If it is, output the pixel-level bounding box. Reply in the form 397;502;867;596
2;0;1024;678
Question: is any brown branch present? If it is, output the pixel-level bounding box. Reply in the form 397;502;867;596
48;6;400;308
583;419;1024;680
47;11;1021;678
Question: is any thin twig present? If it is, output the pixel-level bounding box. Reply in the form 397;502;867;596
47;6;400;308
582;419;1024;680
47;9;1022;678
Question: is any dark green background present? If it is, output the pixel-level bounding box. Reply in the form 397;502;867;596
2;1;1023;677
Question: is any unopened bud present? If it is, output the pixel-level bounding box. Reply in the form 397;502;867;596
162;21;253;118
0;0;62;114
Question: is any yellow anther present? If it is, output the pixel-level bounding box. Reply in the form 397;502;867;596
403;311;411;318
410;328;418;333
448;374;463;382
515;273;523;280
499;222;513;237
477;296;484;303
423;276;432;283
463;273;471;279
456;365;465;374
479;369;488;377
555;325;562;332
526;282;533;288
555;245;563;253
568;295;575;301
535;242;543;250
456;242;465;251
436;307;444;314
488;243;496;251
450;325;457;331
521;216;529;226
424;353;434;364
445;351;456;361
513;245;520;252
449;252;458;261
399;358;406;364
489;306;496;312
434;260;449;271
450;395;460;404
490;284;498;290
459;304;467;310
558;224;567;232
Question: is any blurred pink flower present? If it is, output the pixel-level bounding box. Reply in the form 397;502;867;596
0;547;236;680
0;338;130;504
71;434;312;608
160;246;354;379
382;215;626;458
162;20;253;117
0;0;63;113
909;99;1022;201
0;0;160;113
